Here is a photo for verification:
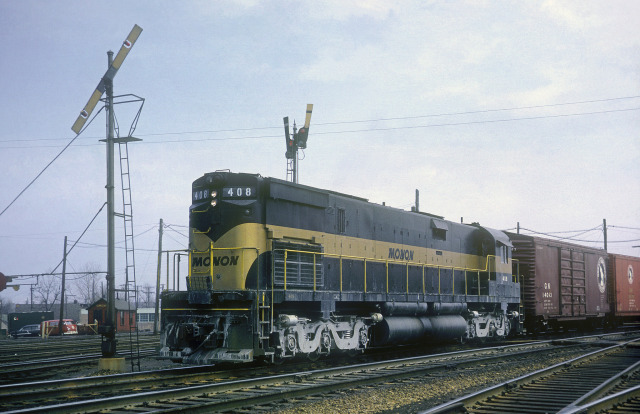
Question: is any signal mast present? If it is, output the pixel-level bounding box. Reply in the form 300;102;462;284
71;25;143;371
283;104;313;183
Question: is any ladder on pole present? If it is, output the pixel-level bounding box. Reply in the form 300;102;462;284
116;136;142;371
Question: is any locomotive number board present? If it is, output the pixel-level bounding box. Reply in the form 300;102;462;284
222;187;256;199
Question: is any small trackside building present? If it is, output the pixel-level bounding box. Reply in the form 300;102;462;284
88;298;137;333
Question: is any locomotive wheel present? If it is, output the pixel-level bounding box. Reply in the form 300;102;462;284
321;331;332;352
358;328;369;348
504;319;511;337
285;334;297;353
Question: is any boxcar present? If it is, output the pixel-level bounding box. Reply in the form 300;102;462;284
608;253;640;325
507;233;609;332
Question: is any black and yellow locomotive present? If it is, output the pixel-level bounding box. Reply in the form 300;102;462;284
160;171;521;364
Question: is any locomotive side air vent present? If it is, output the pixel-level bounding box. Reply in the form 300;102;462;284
272;240;324;289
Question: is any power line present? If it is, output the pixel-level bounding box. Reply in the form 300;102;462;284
3;94;640;145
609;225;640;231
49;203;107;274
0;108;103;217
6;104;637;150
3;99;640;150
517;224;640;245
164;224;188;239
316;95;640;126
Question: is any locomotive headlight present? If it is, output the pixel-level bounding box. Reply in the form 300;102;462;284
211;199;218;207
211;190;218;198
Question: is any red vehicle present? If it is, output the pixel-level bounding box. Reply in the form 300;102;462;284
608;253;640;326
41;319;78;336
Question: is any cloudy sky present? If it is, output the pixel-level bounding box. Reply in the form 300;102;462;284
1;1;639;305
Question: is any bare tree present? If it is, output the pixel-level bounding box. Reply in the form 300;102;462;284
72;263;103;305
0;298;15;315
33;275;61;311
140;283;155;307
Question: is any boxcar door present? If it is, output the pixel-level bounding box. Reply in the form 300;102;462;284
559;248;586;316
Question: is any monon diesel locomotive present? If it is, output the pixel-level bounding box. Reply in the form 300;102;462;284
160;171;637;365
160;171;525;364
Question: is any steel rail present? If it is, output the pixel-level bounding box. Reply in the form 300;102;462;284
419;338;640;414
0;348;158;386
0;340;554;411
560;384;640;413
1;340;596;414
1;332;634;412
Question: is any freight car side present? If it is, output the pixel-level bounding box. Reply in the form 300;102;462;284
608;253;640;325
507;233;609;332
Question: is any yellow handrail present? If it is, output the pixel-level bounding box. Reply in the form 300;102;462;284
276;248;507;298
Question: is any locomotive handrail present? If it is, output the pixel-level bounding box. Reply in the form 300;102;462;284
511;258;520;283
276;248;510;299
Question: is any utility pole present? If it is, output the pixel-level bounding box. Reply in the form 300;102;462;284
154;218;163;334
58;236;67;335
102;50;118;358
603;218;608;251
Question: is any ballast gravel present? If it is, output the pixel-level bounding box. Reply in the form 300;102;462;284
272;347;591;414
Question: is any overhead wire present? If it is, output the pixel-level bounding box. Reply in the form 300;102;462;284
4;105;639;150
2;96;640;150
2;95;640;145
516;223;640;245
49;202;107;274
164;224;188;239
0;107;104;217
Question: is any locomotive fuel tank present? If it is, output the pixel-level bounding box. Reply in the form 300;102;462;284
373;315;468;345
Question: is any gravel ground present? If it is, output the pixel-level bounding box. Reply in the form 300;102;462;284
49;346;591;413
271;347;591;414
52;354;185;381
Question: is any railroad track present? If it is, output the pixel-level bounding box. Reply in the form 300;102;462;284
422;338;640;414
0;338;613;413
0;335;161;384
0;347;160;385
0;334;160;364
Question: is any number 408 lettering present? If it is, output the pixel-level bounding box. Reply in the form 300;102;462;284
227;187;252;197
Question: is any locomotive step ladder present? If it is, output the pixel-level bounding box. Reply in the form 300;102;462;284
257;291;274;356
